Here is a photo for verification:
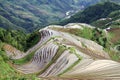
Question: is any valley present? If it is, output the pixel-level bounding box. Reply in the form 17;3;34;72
0;0;118;32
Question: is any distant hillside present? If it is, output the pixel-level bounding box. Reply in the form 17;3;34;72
91;9;120;28
0;0;104;32
110;0;120;3
59;2;120;27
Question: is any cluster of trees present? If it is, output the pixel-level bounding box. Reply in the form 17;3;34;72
0;28;40;79
92;28;111;48
0;28;40;52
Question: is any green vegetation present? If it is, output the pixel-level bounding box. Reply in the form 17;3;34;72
75;27;94;40
25;31;41;51
105;48;120;61
0;0;103;32
52;26;120;61
106;28;120;61
58;59;81;76
11;36;61;65
92;10;120;28
12;51;35;65
116;45;120;51
0;51;9;62
38;45;67;75
71;28;120;60
68;47;82;59
0;45;38;80
59;2;120;27
58;46;82;76
91;18;112;28
0;28;40;52
52;27;111;48
74;27;120;61
0;28;27;51
0;28;41;66
108;10;120;19
0;55;38;80
0;42;9;62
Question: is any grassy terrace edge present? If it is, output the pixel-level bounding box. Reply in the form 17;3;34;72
58;46;82;76
11;36;56;65
36;45;67;75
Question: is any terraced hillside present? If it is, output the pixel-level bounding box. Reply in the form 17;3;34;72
2;23;120;80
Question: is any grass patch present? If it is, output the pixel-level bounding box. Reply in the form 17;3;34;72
110;51;120;61
12;51;36;65
57;46;82;76
105;48;120;61
0;53;39;80
58;59;81;76
0;50;9;62
68;47;82;59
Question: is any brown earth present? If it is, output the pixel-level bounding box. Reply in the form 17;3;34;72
108;28;120;44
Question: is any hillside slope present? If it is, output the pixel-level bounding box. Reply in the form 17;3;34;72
0;0;109;32
59;2;120;26
1;23;120;80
